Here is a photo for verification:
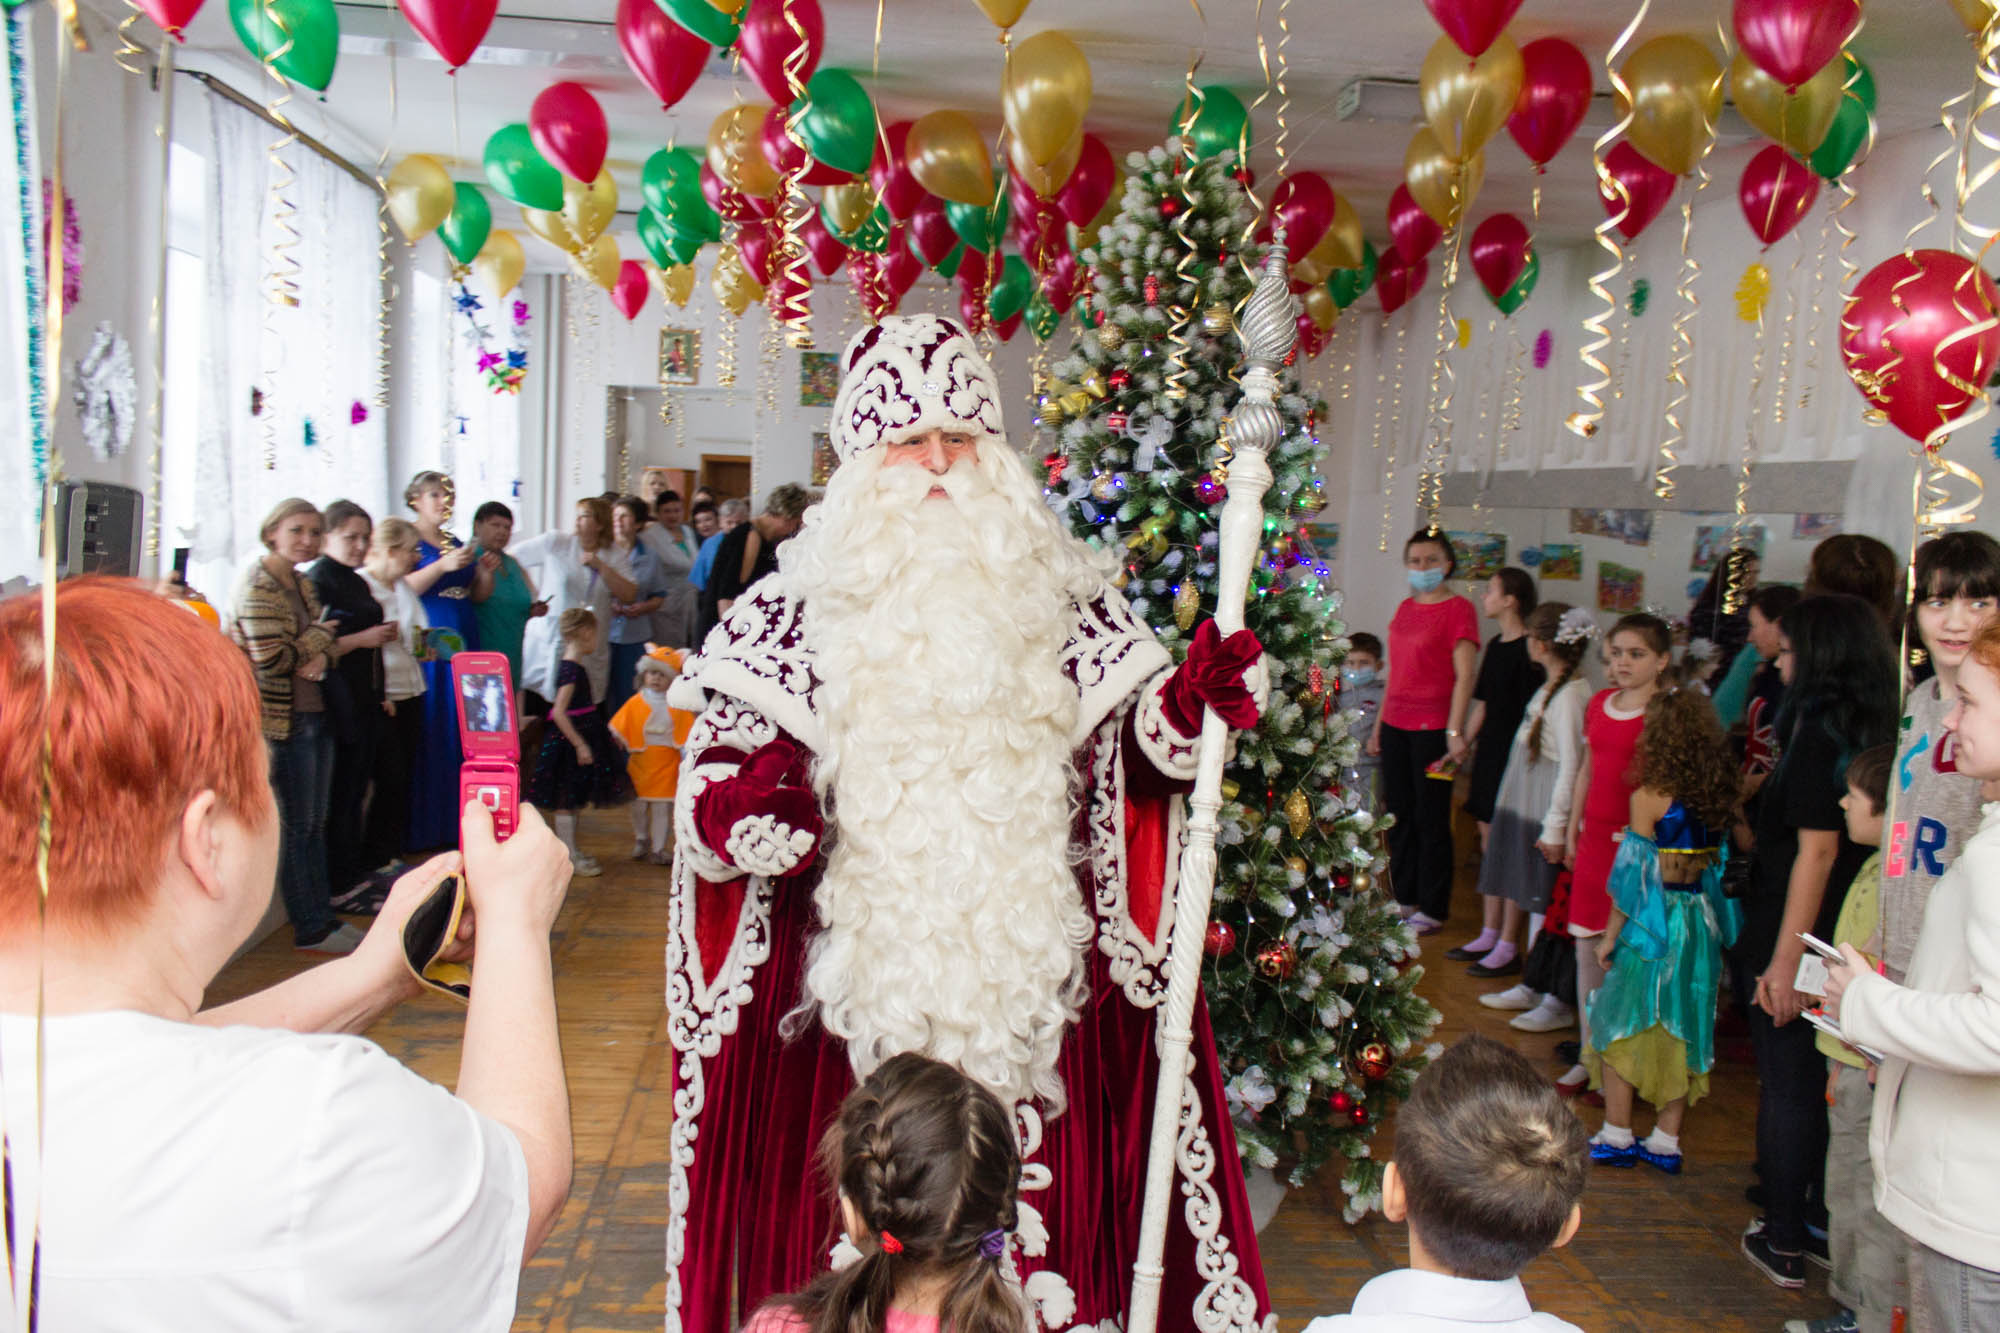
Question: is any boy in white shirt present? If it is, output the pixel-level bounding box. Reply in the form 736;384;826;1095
1306;1036;1589;1333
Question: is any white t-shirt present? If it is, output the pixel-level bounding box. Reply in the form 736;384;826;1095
1303;1269;1583;1333
361;567;430;702
1;1010;529;1331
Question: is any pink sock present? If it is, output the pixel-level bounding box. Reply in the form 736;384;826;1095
1480;941;1517;969
1461;929;1499;954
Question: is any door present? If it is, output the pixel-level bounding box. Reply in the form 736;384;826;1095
701;455;752;503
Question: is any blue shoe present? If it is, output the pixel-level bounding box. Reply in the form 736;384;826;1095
1635;1144;1683;1174
1589;1138;1639;1167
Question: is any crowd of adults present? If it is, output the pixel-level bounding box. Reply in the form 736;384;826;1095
212;467;810;954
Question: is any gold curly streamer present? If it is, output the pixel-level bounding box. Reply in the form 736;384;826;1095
256;2;300;472
567;273;584;489
1501;321;1525;444
1379;318;1407;552
114;0;147;74
774;0;813;348
1772;221;1810;428
1566;0;1653;439
1163;0;1207;403
1724;315;1770;616
718;311;738;387
1271;0;1292;183
370;46;397;409
1797;207;1833;416
1655;188;1698;500
145;36;176;559
1418;207;1464;523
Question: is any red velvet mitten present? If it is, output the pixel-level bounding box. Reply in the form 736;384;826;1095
1160;619;1265;735
693;738;825;878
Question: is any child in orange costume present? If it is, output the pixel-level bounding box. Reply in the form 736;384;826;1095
610;649;694;865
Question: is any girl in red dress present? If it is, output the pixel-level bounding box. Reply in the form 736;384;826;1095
1559;612;1672;1095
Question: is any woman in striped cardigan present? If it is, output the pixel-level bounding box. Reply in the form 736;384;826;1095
230;498;361;955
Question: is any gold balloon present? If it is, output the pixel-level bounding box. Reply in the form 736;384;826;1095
562;168;619;247
1293;248;1335;285
574;234;620;290
708;0;747;12
974;0;1030;26
708;103;779;199
711;243;764;316
1419;32;1523;162
1009;128;1083;199
1950;0;1996;33
1404;126;1484;228
472;229;525;298
1729;49;1844;158
822;179;879;235
1315;192;1366;272
650;260;696;308
1302;285;1337;332
1618;34;1724;177
521;205;580;254
386;153;454;243
1001;29;1092;167
906;110;995;207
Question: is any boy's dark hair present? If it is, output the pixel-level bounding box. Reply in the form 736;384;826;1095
1844;742;1895;815
472;500;513;526
322;498;370;533
1749;583;1803;625
1395;1035;1588;1281
689;499;718;518
1348;632;1383;660
1493;566;1539;617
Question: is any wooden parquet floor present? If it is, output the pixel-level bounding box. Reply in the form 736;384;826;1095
207;812;1824;1333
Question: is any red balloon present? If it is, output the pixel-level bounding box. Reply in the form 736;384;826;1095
881;239;922;299
1739;144;1819;247
137;0;206;38
760;105;850;186
1735;0;1859;92
1507;37;1592;170
769;263;811;324
1377;247;1429;315
1041;247;1081;313
615;0;708;110
702;162;774;223
955;246;990;297
1599;141;1677;241
1422;0;1523;58
1011;184;1067;271
738;0;824;108
1388;183;1443;264
737;219;782;286
908;194;959;268
530;82;608;184
957;287;989;335
848;252;893;320
869;123;928;221
800;211;848;277
994;311;1023;342
1056;134;1115;228
1843;248;2000;443
1294;311;1327;361
400;0;498;70
1265;172;1335;265
1470;213;1532;302
610;260;649;320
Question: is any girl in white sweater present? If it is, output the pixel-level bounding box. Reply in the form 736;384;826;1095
1825;620;2000;1333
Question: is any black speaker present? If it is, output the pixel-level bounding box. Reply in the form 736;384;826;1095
54;481;144;578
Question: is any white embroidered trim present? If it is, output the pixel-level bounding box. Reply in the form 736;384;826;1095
1133;670;1202;780
672;697;780;886
723;813;815;878
1174;1070;1266;1333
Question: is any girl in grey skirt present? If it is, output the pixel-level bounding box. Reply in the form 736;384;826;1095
1466;604;1594;1015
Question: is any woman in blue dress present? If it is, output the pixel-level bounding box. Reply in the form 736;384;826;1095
403;470;484;851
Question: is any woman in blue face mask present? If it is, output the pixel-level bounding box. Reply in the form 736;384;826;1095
1372;527;1481;933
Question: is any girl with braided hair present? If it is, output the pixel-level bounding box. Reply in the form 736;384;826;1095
745;1053;1032;1333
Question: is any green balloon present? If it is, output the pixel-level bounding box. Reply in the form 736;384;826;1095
228;0;339;93
638;208;701;268
1171;85;1249;164
1810;54;1876;180
641;147;705;220
1026;289;1061;342
824;199;890;253
1327;239;1378;309
927;238;967;278
987;254;1033;323
437;183;491;266
791;70;877;178
947;178;1011;255
1494;248;1539;316
653;0;740;48
483;123;564;211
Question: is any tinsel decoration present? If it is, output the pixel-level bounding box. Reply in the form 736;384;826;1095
455;284;533;394
1533;329;1553;369
40;179;80;313
301;417;318;449
1735;263;1771;323
350;400;368;425
1628;277;1650;317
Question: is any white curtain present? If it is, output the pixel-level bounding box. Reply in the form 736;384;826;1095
0;9;42;585
190;89;387;580
395;251;524;535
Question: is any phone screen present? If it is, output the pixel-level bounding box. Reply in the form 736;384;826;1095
172;546;190;580
458;672;512;733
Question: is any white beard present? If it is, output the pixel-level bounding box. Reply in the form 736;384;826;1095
781;441;1115;1110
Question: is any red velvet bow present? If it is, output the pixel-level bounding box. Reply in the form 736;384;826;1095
1161;620;1264;735
692;736;825;877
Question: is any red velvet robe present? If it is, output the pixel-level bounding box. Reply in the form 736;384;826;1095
663;578;1273;1333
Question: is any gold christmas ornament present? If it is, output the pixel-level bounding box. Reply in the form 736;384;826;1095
1351;868;1372;894
1285;789;1311;838
1097;322;1126;350
1174;580;1200;631
1202;302;1233;333
1286;855;1309;876
1220;778;1241;801
1356;1041;1394;1080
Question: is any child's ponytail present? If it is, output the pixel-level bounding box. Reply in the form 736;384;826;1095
1523;603;1591;763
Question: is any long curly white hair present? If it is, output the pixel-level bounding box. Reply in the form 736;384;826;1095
780;436;1113;1110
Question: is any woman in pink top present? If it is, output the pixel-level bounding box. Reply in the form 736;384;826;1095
1370;527;1481;931
742;1053;1030;1333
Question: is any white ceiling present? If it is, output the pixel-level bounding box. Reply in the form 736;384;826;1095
116;0;1985;247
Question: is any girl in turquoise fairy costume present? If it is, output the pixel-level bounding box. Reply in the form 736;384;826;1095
1586;675;1743;1174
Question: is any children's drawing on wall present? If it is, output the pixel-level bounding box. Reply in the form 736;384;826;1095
1538;543;1582;580
1446;531;1507;581
1569;507;1653;547
1793;512;1843;540
1691;522;1766;572
1597;560;1644;612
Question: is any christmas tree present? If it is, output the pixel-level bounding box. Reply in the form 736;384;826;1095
1046;144;1440;1218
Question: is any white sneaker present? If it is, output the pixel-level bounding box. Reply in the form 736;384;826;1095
1480;984;1541;1011
631;840;649;861
297;922;366;955
1512;998;1578;1032
572;854;604;878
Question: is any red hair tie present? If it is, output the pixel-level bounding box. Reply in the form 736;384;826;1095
879;1231;903;1255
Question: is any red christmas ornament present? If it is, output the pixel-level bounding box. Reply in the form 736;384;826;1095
1204;920;1236;957
1283;346;1298;367
1255;940;1297;981
1329;1089;1354;1113
1356;1041;1394;1081
1143;274;1161;304
1194;473;1227;505
1232;168;1253;186
1159;197;1181;219
1108;368;1131;391
1308;664;1325;696
1106;411;1130;432
1334;870;1352;891
1045;452;1067;486
1349;1102;1369;1126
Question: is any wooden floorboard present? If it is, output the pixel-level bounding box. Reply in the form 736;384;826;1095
207;810;1823;1331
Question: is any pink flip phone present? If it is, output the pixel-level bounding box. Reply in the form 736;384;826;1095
451;651;519;841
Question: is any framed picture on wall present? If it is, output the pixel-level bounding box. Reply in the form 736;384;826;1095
1539;543;1582;580
1692;522;1766;572
1794;512;1843;540
811;431;838;485
660;329;700;385
1598;561;1644;612
1446;531;1507;581
800;352;841;406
